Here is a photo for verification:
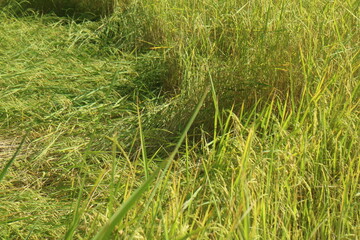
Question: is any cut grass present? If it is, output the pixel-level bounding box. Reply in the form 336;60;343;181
1;0;359;239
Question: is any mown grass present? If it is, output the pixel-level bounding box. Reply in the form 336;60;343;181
1;0;359;239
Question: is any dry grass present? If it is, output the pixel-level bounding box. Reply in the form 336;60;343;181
0;136;20;162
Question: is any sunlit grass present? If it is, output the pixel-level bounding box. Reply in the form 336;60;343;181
0;0;359;239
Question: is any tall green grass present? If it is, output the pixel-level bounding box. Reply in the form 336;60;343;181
0;0;359;239
99;0;359;133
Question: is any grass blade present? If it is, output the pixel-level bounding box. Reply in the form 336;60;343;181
137;98;149;179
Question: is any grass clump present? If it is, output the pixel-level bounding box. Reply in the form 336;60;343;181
0;0;359;239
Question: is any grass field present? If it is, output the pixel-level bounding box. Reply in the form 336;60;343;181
0;0;359;239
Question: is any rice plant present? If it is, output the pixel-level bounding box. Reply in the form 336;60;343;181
0;0;358;239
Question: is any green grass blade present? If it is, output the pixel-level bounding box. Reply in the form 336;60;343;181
64;179;85;240
137;98;149;179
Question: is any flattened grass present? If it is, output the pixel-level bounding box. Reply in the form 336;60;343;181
0;13;165;239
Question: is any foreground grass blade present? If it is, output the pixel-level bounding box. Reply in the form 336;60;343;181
64;179;85;240
0;132;28;183
92;86;210;240
137;98;149;179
